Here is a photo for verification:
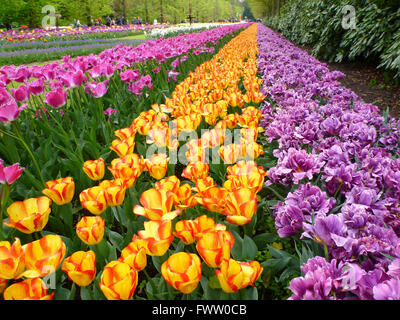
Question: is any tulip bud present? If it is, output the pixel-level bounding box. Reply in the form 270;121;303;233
161;252;202;294
61;250;96;287
76;216;105;245
83;158;105;181
79;186;108;215
21;235;66;279
99;260;138;300
42;177;75;206
3;278;54;300
4;196;52;234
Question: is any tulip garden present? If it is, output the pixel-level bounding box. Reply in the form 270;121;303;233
1;20;400;301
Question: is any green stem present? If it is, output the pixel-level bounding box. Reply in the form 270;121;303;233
64;112;84;163
324;244;330;262
143;268;157;297
11;122;46;188
0;184;10;241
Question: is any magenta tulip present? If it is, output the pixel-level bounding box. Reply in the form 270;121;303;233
44;88;67;108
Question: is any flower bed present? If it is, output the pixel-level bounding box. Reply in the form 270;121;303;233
257;23;400;300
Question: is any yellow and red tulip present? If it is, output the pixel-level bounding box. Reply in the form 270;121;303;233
155;175;181;194
21;234;66;278
83;158;105;181
182;161;209;183
108;154;143;188
136;220;174;256
61;250;96;287
222;188;258;225
175;184;197;211
118;239;147;271
173;219;197;245
4;197;52;234
0;238;25;279
133;188;180;221
196;230;235;268
216;259;263;293
76;216;105;246
99;260;138;300
144;153;169;180
195;186;227;214
42;177;75;206
110;136;136;157
79;186;108;215
161;252;202;294
3;278;54;300
98;179;127;207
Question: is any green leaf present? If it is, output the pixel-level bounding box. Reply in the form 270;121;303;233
208;275;221;289
230;230;243;260
253;233;277;249
242;235;258;260
80;286;92;300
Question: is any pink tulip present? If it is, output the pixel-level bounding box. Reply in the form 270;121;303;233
29;79;45;96
44;88;68;108
120;69;140;83
10;85;29;102
104;107;116;117
85;80;109;98
0;160;24;185
61;70;86;88
0;101;27;122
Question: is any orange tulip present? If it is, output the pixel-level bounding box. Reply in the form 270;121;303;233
216;259;263;293
79;186;108;215
21;235;66;278
42;177;75;206
193;177;216;193
161;252;202;294
83;158;105;181
133;188;180;221
219;143;246;164
0;238;25;279
175;184;197;211
222;188;258;225
4;197;52;234
173;220;197;245
144;153;169;180
99;179;127;207
76;216;105;246
181;161;209;183
3;278;54;300
110;136;136;157
61;250;96;287
136;220;174;256
99;260;138;300
196;230;235;268
114;126;136;140
118;239;147;271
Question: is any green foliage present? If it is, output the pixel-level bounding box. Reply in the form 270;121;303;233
262;0;400;78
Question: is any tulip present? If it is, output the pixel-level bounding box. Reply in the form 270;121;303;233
193;177;216;193
118;239;147;271
3;278;54;300
219;143;246;164
175;184;197;211
0;100;27;123
222;188;258;225
133;188;180;221
21;235;66;278
99;179;127;207
182;161;209;183
155;175;181;194
110;136;136;157
76;216;105;246
0;238;25;279
99;260;138;300
216;259;263;293
108;154;143;188
136;220;174;256
173;220;197;245
85;80;109;98
83;158;105;181
196;230;235;268
10;85;29;102
161;252;202;294
61;251;96;287
0;160;24;185
114;126;136;140
195;186;227;214
42;177;75;206
44;88;67;108
79;186;108;215
193;215;226;240
144;153;169;180
4;197;52;234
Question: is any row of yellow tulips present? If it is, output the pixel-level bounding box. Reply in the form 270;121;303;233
1;23;267;300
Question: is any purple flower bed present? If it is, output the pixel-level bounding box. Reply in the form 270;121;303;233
257;23;400;300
